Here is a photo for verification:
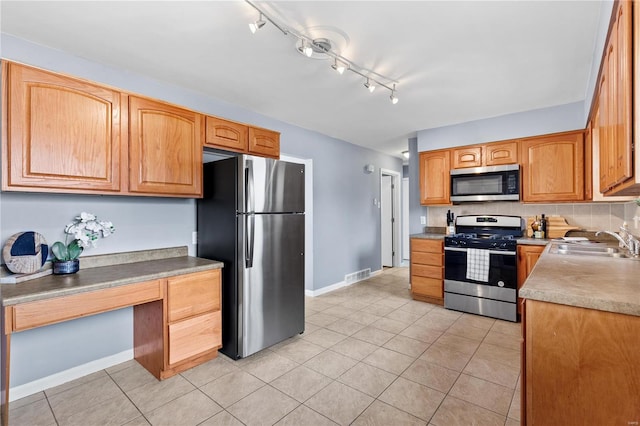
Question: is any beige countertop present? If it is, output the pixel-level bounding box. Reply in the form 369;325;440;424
1;246;223;306
516;237;550;246
519;243;640;316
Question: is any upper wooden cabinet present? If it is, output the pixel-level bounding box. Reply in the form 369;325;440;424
451;141;518;169
1;61;123;194
204;117;280;159
451;146;482;169
205;116;248;153
419;150;450;205
248;127;280;159
128;96;203;197
486;141;518;166
597;0;640;196
520;131;585;202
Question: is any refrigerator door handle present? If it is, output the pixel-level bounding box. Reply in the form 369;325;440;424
246;214;255;268
246;159;255;213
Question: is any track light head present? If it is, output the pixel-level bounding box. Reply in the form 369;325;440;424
364;78;376;93
249;13;266;33
331;61;346;75
298;41;313;57
389;84;399;104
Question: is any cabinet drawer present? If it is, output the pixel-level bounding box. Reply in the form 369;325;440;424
411;264;443;279
168;269;221;322
411;252;443;267
411;276;443;299
168;311;221;365
11;280;163;332
411;239;443;253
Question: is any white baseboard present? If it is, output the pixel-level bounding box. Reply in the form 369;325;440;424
305;268;382;297
10;349;133;401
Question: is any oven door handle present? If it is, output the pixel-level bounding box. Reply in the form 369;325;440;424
444;246;516;256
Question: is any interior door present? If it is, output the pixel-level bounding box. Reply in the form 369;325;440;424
381;175;394;267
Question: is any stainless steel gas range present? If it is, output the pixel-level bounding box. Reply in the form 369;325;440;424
443;215;525;322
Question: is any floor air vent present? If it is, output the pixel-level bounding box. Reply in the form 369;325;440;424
344;268;371;284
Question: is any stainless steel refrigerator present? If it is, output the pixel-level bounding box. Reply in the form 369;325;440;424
197;155;305;359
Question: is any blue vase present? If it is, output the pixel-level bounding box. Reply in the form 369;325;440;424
53;259;80;275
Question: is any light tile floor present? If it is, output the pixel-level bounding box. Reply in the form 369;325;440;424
10;267;522;426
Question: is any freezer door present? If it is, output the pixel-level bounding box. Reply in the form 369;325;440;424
240;155;305;213
239;213;305;357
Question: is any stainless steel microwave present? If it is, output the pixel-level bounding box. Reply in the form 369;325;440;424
450;164;520;203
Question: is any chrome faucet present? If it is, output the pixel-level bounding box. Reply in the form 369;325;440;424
595;227;640;257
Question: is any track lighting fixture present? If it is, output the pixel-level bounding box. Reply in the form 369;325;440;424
245;0;399;105
249;13;266;34
332;59;347;75
364;78;376;93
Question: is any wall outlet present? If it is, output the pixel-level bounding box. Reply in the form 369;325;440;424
191;231;198;244
420;216;426;225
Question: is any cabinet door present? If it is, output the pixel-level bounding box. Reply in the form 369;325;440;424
2;62;122;193
204;116;248;152
451;146;482;169
516;245;544;315
520;131;585;202
525;301;640;425
485;141;518;166
613;1;633;187
129;96;203;197
248;127;280;158
419;150;450;205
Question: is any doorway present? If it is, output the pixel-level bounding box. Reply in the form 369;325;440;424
380;169;401;268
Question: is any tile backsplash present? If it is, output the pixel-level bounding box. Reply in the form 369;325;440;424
427;201;640;235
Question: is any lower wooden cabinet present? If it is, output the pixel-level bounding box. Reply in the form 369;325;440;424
134;269;222;379
523;300;640;424
410;238;444;305
516;245;544;315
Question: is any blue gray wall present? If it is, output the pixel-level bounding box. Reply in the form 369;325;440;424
0;33;401;389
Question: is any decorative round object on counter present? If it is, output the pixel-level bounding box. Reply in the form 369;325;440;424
2;231;49;274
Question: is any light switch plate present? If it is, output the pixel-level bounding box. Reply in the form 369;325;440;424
420;216;426;225
191;231;198;244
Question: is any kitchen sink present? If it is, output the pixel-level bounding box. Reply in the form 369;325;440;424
548;242;636;259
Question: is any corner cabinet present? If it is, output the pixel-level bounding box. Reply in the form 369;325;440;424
410;238;444;305
520;131;585;202
419;150;450;205
1;61;123;194
128;96;203;197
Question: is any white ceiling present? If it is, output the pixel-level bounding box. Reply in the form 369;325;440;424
1;1;604;158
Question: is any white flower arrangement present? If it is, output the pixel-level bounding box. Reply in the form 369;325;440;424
51;212;116;261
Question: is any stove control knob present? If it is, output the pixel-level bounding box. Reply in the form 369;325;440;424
489;242;498;249
500;242;508;249
498;281;505;287
459;240;467;247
